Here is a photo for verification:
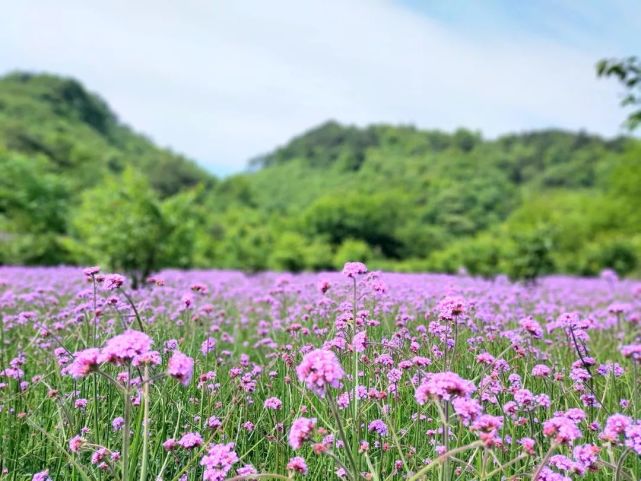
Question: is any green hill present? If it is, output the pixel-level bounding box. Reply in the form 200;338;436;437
0;72;213;196
213;122;640;276
1;72;640;277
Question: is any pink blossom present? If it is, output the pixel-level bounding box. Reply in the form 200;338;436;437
342;262;367;278
168;350;194;386
289;417;317;449
103;274;126;290
543;416;582;445
415;372;475;403
65;348;101;378
200;442;239;481
100;330;153;365
287;456;308;474
178;432;203;449
264;397;282;410
296;349;344;396
32;470;51;481
69;435;85;453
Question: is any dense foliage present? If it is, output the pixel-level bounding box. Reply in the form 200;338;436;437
1;72;641;278
1;265;641;480
598;56;641;131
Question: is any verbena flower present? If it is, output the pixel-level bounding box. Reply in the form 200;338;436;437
543;415;582;445
368;419;388;436
287;456;308;475
65;348;101;378
342;262;367;279
296;349;344;397
200;442;239;481
100;330;153;365
264;397;282;410
167;350;194;386
289;417;317;449
103;274;126;290
415;372;475;404
32;470;51;481
178;432;203;449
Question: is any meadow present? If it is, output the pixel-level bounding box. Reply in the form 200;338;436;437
0;263;640;481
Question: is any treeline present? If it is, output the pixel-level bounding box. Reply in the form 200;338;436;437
1;72;640;282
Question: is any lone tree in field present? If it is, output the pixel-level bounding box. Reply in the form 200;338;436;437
71;167;196;287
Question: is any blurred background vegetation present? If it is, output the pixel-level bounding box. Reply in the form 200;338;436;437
0;62;640;283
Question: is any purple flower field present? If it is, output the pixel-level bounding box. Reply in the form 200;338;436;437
1;264;640;481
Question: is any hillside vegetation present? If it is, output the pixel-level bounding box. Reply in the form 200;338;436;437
1;72;640;279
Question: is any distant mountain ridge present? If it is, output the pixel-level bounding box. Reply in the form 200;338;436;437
1;71;639;277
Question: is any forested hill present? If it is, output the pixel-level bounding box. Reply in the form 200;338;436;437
216;121;640;277
1;72;640;278
0;72;213;196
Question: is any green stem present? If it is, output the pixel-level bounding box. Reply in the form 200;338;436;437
122;366;131;481
329;392;360;480
407;441;483;481
139;365;150;481
615;448;632;481
119;289;145;333
531;443;557;481
226;475;290;481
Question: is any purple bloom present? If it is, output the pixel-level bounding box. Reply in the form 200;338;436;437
287;456;308;474
600;414;632;442
452;397;483;425
168;350;194;386
289;417;316;449
624;423;641;454
200;442;239;481
178;432;203;449
368;419;388;436
543;416;582;445
65;348;101;378
103;274;126;290
100;330;153;365
264;397;282;410
342;262;367;278
436;296;466;321
32;470;51;481
620;344;641;362
69;435;85;453
296;349;344;396
83;266;100;277
201;337;217;356
112;417;125;431
415;372;475;403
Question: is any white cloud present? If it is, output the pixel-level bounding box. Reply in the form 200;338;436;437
0;0;628;175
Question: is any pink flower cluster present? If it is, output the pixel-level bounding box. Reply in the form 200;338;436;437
415;372;476;403
296;349;345;396
288;417;317;449
200;442;239;481
167;350;194;386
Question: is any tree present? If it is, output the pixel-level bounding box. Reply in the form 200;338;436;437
506;225;555;283
333;239;374;269
597;56;641;130
70;167;194;287
0;153;71;264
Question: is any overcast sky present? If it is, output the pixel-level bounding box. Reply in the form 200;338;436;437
1;0;639;175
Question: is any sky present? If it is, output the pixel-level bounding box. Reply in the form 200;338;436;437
1;0;639;176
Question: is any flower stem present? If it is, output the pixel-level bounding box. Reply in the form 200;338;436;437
139;365;150;481
329;392;360;480
407;441;483;481
531;443;557;481
122;366;131;481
